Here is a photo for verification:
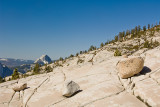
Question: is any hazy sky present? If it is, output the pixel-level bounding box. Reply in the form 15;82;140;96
0;0;160;60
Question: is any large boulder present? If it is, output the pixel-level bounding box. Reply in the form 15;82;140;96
116;56;144;79
62;80;80;97
12;83;27;92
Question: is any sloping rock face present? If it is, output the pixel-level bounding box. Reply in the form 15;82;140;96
34;55;52;65
117;56;144;79
0;47;160;107
0;63;13;78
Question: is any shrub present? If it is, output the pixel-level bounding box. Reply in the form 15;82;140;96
80;51;83;54
89;45;96;51
76;53;79;57
45;65;53;73
59;57;64;61
12;68;19;80
114;49;121;56
77;59;84;64
153;40;160;47
144;40;151;48
133;45;139;50
70;54;74;58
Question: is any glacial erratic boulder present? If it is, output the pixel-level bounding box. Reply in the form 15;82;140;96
12;83;27;92
116;56;144;79
62;80;80;97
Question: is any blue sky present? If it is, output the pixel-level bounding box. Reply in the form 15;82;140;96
0;0;160;60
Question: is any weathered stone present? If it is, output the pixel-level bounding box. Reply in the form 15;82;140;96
62;80;80;97
12;83;27;92
117;56;144;79
122;55;128;58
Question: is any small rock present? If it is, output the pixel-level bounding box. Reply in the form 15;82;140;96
62;80;80;97
122;55;128;58
12;83;27;92
117;56;144;79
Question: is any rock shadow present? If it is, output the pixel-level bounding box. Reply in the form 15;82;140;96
139;66;151;75
23;87;30;90
64;90;83;98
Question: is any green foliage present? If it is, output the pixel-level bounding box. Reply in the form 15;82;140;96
76;53;79;57
133;45;139;50
143;26;146;31
100;43;104;48
33;63;40;74
114;49;121;56
77;59;84;64
150;31;155;37
45;65;53;73
152;40;160;47
54;61;63;67
59;57;64;61
80;51;83;54
70;54;74;58
156;27;160;31
89;45;96;51
144;40;151;48
148;24;150;29
12;68;19;80
114;35;118;42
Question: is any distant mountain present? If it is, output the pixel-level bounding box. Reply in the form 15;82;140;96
34;55;52;65
10;64;35;74
0;58;34;67
0;63;13;78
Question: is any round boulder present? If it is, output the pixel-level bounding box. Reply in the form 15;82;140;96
12;83;27;92
116;56;144;79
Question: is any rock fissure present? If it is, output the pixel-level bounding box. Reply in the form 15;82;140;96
24;77;48;107
8;91;16;106
82;88;125;107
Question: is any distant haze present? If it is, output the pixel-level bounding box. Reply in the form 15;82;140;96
0;0;160;60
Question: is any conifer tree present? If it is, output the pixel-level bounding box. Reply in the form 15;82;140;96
12;68;19;80
100;43;104;48
114;35;118;42
33;63;40;74
143;26;146;31
148;24;150;29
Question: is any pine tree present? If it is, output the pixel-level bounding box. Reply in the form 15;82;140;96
135;26;138;34
33;63;40;74
89;45;95;51
143;26;146;31
12;68;19;80
80;51;82;54
148;24;150;29
70;54;74;57
59;57;63;61
100;43;104;48
138;25;141;32
114;35;118;42
76;53;79;57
